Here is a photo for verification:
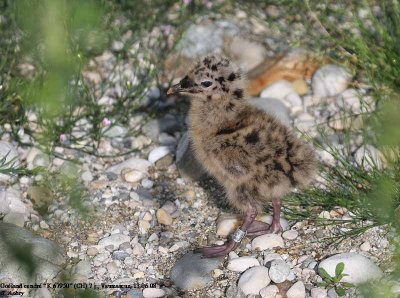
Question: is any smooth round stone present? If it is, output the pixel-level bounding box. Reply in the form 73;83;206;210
123;170;146;183
97;233;131;249
81;171;93;182
227;256;260;272
103;125;127;138
156;208;173;225
107;157;151;175
292;79;309;95
311;287;328;298
286;281;306;298
171;251;223;290
312;64;351;97
318;252;383;284
260;80;297;100
87;247;98;256
142;288;165;298
252;234;284;251
354;145;384;170
260;284;279;298
268;259;290;283
3;212;26;227
282;230;299;240
238;266;270;295
148;146;171;163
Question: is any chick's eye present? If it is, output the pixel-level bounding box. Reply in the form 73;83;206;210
201;81;212;87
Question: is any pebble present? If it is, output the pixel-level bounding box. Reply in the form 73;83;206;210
282;230;298;240
318;211;331;219
97;233;131;249
87;247;98;256
107;157;151;174
311;287;328;298
292;79;309;95
260;80;297;100
156;208;173;225
227;256;260;272
148;146;171;163
142;288;165;298
248;97;291;125
268;259;290;283
312;64;351;97
81;171;93;182
318;252;383;284
138;220;151;234
252;234;284;251
132;243;145;255
238;266;270;295
170;251;222;290
286;281;306;298
123;170;147;183
354;144;383;170
327;288;338;298
260;284;279;298
360;241;371;252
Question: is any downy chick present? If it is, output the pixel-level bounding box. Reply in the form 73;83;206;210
167;55;317;258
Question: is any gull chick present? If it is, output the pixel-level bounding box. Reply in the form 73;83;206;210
168;55;317;258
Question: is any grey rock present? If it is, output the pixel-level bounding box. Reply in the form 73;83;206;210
226;283;246;298
268;259;290;283
177;24;224;58
126;288;144;298
0;141;19;182
327;288;338;298
170;251;223;290
248;97;291;125
112;250;130;261
98;233;131;250
142;116;180;140
175;132;207;180
312;64;351;98
72;260;92;278
0;222;65;284
318;252;383;285
3;212;26;227
103;125;127;138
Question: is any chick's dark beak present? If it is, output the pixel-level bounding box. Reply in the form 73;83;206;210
167;83;181;95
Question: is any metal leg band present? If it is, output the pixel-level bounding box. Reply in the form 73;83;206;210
231;228;247;243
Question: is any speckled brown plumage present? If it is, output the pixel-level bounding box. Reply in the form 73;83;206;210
167;55;317;258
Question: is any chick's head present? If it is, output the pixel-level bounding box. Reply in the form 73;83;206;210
167;55;246;101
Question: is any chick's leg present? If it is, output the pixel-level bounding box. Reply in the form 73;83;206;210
195;205;257;258
246;198;282;236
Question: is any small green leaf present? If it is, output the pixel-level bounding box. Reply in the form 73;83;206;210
336;287;346;296
319;268;333;280
335;262;345;277
341;282;354;288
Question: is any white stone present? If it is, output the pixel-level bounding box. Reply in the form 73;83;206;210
148;146;171;163
287;281;306;298
227;256;260;272
107;157;151;174
336;89;361;112
312;64;351;97
252;234;284;251
285;93;303;108
142;288;165;298
260;284;279;298
282;230;299;240
260;80;297;100
360;241;371;252
354;145;383;170
268;259;290;283
318;252;383;285
238;266;270;295
103;125;127;138
98;233;131;249
318;211;331;219
311;287;328;298
81;171;93;182
124;170;146;183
